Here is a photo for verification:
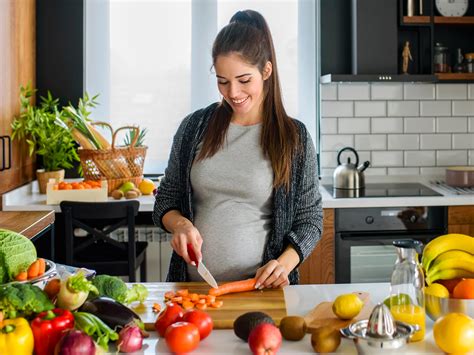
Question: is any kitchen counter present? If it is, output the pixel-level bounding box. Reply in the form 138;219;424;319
2;176;473;212
139;282;444;354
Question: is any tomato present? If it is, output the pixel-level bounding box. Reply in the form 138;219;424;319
182;310;213;340
165;321;200;353
154;302;184;337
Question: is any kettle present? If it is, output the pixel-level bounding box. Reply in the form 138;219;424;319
333;147;370;189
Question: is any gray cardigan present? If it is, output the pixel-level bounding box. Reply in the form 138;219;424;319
153;103;323;284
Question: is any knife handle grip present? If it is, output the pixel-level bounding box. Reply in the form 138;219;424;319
186;243;198;266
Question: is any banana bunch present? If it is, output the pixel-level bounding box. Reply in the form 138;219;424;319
421;233;474;285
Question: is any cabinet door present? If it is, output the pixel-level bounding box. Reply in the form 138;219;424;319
448;206;474;235
0;0;36;205
299;209;335;284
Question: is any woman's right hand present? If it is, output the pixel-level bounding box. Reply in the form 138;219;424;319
169;218;203;265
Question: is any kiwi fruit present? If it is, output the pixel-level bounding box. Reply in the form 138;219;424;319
279;316;307;341
233;312;275;342
311;325;341;353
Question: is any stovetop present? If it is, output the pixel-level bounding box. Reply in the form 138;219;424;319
323;183;443;198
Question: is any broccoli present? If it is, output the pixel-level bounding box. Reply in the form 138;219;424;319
91;275;148;305
0;283;54;319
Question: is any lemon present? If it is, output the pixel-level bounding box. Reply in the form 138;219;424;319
425;283;449;298
332;294;364;320
433;313;474;354
138;178;155;195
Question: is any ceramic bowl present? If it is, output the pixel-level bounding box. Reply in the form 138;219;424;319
426;294;474;321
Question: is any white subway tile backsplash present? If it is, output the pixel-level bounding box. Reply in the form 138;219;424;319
387;101;419;117
420;167;447;175
404;117;436;133
355;135;386;150
371;83;403;100
321;84;337;100
453;134;474;149
338;83;370;100
322;101;353;117
420;134;451;150
371;117;403;133
321;118;338;134
436;84;468;99
320;168;334;177
469;150;474;165
437;117;468;133
320;151;338;168
388;134;419;150
452;101;474;116
436;150;468;166
470;117;474;132
468;84;474;100
355;101;386;117
420;101;451;116
338;118;370;134
321;135;354;152
388;167;420;175
372;151;403;167
404;150;435;166
365;167;387;176
404;83;435;100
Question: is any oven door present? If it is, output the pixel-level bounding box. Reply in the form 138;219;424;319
335;232;440;284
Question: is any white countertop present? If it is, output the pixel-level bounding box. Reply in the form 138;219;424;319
139;282;445;354
2;176;473;212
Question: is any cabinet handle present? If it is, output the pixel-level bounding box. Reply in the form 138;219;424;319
4;135;11;170
0;136;4;172
0;136;12;171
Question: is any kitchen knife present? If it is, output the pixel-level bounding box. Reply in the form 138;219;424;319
186;243;218;289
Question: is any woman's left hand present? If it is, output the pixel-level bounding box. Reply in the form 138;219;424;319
254;260;290;289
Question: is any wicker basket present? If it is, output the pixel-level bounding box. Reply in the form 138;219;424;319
78;124;147;194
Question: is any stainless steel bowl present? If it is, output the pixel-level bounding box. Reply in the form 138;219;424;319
340;319;418;355
426;294;474;321
4;259;58;289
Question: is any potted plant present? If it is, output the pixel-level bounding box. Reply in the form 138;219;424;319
11;85;84;193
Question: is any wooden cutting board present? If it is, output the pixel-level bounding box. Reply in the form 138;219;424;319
303;291;373;332
130;282;287;330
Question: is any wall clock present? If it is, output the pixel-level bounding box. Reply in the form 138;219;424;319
435;0;469;16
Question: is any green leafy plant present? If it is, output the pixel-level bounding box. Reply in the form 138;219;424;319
11;85;81;172
123;127;147;147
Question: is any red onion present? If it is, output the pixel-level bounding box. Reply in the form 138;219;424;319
117;324;144;353
55;330;95;355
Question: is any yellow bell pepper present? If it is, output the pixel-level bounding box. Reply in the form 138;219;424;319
0;317;34;355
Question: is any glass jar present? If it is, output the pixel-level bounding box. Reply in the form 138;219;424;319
465;53;474;73
434;43;449;73
389;239;425;342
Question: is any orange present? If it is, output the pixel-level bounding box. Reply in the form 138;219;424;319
433;313;474;354
452;278;474;299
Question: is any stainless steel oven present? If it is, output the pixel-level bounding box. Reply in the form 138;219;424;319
335;206;447;283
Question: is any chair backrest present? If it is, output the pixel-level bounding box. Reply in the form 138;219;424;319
60;200;140;268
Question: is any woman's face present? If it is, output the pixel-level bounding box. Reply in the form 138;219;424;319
214;53;271;123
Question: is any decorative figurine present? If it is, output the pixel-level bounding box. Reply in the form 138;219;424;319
402;41;413;74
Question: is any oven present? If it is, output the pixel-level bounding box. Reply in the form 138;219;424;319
334;206;447;283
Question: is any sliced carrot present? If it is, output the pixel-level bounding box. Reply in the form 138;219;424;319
208;278;257;297
164;291;175;299
198;294;208;299
37;258;46;276
15;271;28;281
190;293;199;302
182;300;194;310
152;303;162;313
210;301;224;308
196;303;207;310
206;295;216;303
171;296;183;303
27;260;40;279
197;298;206;305
176;289;189;297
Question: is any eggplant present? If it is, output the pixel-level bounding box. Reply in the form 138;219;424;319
79;297;143;330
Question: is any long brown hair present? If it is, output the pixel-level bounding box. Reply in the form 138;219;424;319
196;9;300;191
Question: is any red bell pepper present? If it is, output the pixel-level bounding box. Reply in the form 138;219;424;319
31;308;75;355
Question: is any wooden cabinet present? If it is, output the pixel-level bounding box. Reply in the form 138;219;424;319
299;209;335;285
448;206;474;235
0;0;36;207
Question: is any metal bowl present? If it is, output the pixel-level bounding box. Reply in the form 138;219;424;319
4;259;58;289
426;294;474;321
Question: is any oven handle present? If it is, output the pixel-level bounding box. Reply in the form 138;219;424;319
339;233;439;243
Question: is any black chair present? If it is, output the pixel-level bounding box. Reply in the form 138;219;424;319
60;200;147;282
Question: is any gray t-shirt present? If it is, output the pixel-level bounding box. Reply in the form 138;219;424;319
187;122;273;282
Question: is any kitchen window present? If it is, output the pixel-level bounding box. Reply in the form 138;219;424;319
85;0;320;174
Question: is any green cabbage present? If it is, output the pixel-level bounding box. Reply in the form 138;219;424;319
0;229;37;283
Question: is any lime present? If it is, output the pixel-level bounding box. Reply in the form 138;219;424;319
383;293;412;308
119;181;136;193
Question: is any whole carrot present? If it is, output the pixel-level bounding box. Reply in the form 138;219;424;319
37;258;46;275
27;259;40;279
209;278;257;297
15;271;28;281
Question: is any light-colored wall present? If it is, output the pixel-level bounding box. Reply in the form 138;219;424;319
320;83;474;177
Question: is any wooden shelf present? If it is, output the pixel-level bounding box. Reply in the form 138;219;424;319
403;16;474;25
436;73;474;81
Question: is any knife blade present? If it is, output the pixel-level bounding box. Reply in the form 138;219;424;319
186;243;218;289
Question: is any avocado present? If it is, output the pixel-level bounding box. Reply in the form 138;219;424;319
233;311;275;342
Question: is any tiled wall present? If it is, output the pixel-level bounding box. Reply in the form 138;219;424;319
320;83;474;177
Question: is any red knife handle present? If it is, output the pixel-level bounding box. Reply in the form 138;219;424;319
187;243;198;265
